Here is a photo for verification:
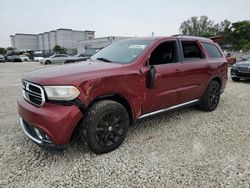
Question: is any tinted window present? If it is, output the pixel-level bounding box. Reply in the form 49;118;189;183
181;41;204;60
203;43;222;58
149;41;179;65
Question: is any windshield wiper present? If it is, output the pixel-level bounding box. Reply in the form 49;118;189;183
96;57;112;62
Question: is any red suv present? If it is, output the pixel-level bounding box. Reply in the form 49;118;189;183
18;36;228;154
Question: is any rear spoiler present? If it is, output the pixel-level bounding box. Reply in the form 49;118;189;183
210;36;223;43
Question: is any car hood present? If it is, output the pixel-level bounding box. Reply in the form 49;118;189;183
234;61;250;67
23;61;125;85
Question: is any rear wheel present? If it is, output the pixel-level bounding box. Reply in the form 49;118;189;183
78;100;129;154
199;80;221;111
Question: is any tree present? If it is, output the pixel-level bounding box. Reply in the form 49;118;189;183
6;47;14;55
180;16;214;37
6;47;14;51
0;48;6;55
179;16;230;37
223;21;250;51
180;16;250;51
53;45;67;54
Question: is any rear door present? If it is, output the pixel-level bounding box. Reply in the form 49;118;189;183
174;40;212;104
51;55;60;64
58;54;68;64
55;55;65;64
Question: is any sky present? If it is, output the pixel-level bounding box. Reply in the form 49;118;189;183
0;0;250;47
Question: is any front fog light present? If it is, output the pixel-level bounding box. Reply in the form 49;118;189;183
34;128;51;143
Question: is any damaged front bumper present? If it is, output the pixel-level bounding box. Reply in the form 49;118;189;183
19;118;66;151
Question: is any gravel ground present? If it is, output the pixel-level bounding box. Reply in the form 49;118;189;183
0;62;250;188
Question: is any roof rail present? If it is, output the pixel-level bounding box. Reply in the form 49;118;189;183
171;34;183;37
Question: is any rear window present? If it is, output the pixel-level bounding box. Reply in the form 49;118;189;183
203;43;222;58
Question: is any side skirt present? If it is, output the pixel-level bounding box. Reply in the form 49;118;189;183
138;99;200;120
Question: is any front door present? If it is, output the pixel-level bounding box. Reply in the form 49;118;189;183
141;40;183;114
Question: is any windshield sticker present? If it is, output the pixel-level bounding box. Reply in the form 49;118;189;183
128;45;146;49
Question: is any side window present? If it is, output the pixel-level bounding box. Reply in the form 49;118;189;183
202;43;222;58
181;41;204;60
149;41;179;65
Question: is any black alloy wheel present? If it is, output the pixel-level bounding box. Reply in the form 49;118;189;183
208;85;220;110
78;100;129;154
95;112;124;147
199;80;221;111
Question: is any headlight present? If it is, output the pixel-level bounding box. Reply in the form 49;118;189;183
232;64;238;69
44;86;80;101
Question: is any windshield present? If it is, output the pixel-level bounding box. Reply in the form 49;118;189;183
85;48;100;56
91;39;153;64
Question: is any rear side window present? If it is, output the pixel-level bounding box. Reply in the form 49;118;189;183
202;43;222;58
181;41;204;60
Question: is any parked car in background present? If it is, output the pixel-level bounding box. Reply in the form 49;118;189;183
226;53;237;66
6;55;22;62
231;58;250;81
34;51;44;62
18;36;228;154
64;48;101;64
0;54;5;63
20;55;30;62
34;56;44;62
40;54;69;65
239;55;250;62
64;54;85;64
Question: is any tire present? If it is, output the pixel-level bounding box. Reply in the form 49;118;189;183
45;60;51;65
78;100;129;154
199;80;221;112
232;77;240;81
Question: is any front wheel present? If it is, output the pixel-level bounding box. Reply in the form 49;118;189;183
78;100;129;154
45;60;51;65
199;80;221;111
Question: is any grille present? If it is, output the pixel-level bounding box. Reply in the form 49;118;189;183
238;67;249;73
22;80;45;106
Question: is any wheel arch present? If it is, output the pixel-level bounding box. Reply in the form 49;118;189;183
211;76;222;87
88;93;134;125
201;76;222;99
45;60;51;65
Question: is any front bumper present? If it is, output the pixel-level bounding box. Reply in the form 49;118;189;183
18;96;83;148
19;118;66;151
231;68;250;79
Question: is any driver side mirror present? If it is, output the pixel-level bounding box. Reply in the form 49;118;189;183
148;65;156;88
